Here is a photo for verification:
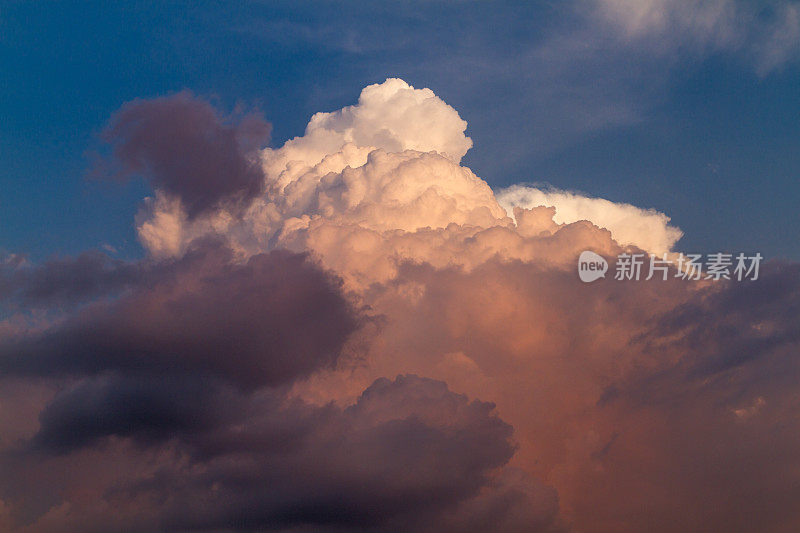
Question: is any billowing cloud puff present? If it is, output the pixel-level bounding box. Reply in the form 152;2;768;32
496;185;683;253
132;79;488;262
3;79;800;532
289;256;800;532
269;78;473;172
0;243;555;531
132;79;675;276
0;241;359;391
134;80;482;257
99;91;271;218
1;362;557;531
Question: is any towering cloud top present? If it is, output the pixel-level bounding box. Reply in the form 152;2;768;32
134;78;680;264
271;78;473;172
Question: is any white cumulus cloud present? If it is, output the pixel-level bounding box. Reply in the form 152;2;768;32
496;184;683;254
135;78;680;275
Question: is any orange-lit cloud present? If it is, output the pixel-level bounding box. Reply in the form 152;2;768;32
1;80;799;532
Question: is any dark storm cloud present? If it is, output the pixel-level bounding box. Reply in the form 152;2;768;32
98;91;271;217
0;251;141;310
134;375;519;530
2;374;557;532
638;261;800;382
29;374;228;454
126;377;533;531
0;240;359;390
0;241;559;531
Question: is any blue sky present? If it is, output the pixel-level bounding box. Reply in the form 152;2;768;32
2;0;799;259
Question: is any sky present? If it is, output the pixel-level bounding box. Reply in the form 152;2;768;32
2;0;799;260
2;2;800;532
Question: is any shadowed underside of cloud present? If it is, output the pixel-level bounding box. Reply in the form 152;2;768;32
0;241;358;391
133;375;547;532
0;369;558;532
0;241;558;531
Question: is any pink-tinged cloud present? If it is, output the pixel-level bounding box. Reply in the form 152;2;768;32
2;80;799;532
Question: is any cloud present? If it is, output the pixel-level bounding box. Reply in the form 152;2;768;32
0;240;556;531
4;79;800;532
0;240;359;391
97;91;271;218
0;251;140;310
0;373;559;531
131;79;670;279
269;78;473;170
593;0;800;75
299;255;800;532
496;185;683;253
29;374;222;454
